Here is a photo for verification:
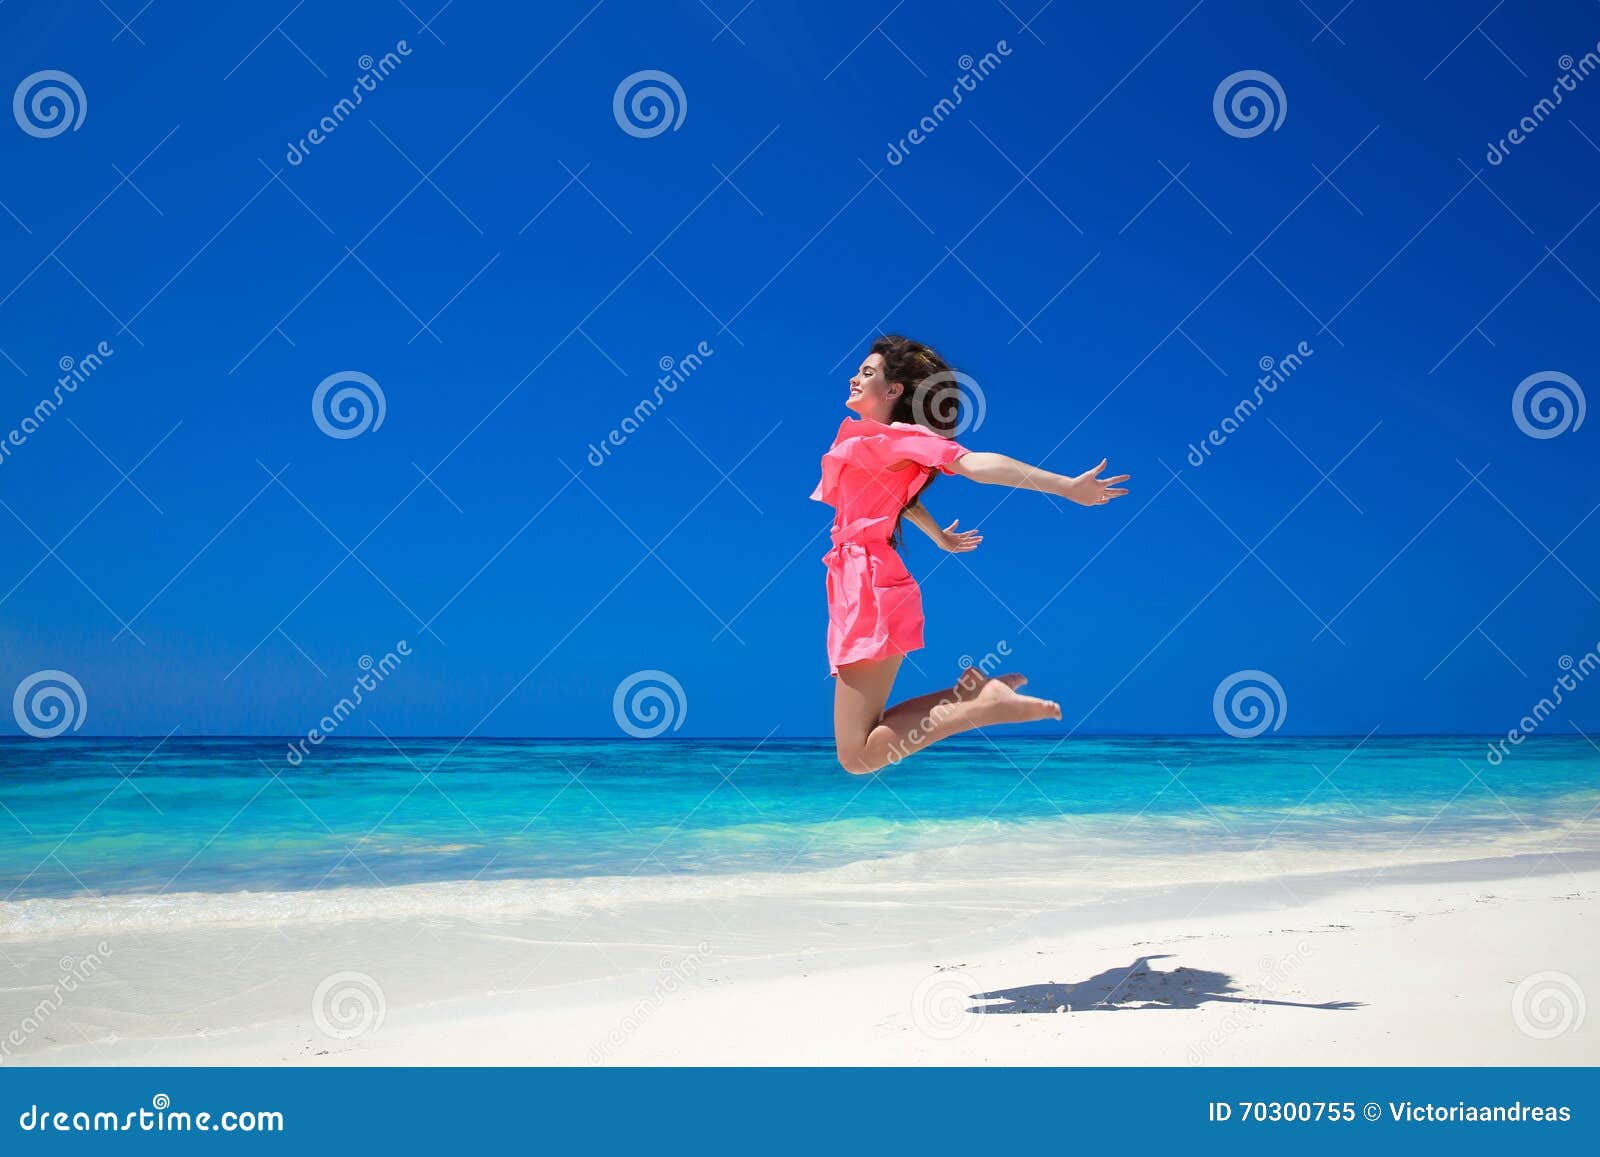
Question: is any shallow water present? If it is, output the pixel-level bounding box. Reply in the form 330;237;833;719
1;735;1593;922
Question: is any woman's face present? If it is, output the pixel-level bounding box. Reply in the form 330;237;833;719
846;353;900;421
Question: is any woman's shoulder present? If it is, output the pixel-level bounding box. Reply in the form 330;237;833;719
828;416;878;445
830;417;940;442
885;420;946;437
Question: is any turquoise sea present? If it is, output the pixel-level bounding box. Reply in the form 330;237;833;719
1;735;1594;910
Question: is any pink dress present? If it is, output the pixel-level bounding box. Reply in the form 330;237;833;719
810;417;970;675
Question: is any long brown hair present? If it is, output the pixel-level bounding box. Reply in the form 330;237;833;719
871;335;962;547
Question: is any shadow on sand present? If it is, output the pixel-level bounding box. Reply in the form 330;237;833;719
967;954;1362;1014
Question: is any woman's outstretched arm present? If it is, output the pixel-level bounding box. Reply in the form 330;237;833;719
903;500;982;552
948;453;1129;506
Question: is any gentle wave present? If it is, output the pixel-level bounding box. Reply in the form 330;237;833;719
3;812;1591;939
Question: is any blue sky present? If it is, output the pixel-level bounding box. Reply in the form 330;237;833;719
1;0;1598;737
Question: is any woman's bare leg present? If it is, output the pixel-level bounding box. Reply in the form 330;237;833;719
876;665;1025;723
833;656;902;775
833;659;1061;775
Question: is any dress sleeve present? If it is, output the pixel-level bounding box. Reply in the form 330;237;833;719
812;420;968;506
876;425;969;475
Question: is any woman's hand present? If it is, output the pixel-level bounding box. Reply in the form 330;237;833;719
936;518;983;553
1064;459;1130;507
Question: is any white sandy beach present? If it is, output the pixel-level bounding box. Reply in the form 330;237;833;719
5;845;1595;1066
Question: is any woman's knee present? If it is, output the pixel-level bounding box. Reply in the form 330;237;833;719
835;744;879;775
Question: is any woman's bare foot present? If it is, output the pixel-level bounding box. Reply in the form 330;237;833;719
952;668;1028;701
973;676;1061;723
930;670;1032;725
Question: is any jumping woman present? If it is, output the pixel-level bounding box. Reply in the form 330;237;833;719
814;335;1129;775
